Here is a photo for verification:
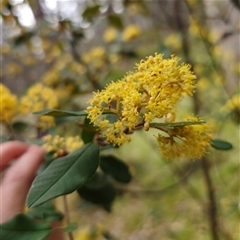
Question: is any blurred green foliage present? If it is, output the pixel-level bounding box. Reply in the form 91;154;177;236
0;0;239;239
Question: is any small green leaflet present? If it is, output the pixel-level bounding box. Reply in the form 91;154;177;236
210;139;233;150
150;120;206;129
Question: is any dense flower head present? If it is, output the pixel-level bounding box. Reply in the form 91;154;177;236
42;135;83;158
157;116;213;160
0;83;18;123
19;83;59;129
87;53;196;145
87;53;212;159
135;54;196;123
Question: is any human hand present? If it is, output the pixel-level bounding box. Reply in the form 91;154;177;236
0;141;64;240
0;141;44;223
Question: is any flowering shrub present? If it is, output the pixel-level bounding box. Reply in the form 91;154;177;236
87;53;212;159
0;1;238;240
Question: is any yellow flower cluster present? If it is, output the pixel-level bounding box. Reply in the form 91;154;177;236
103;27;118;43
19;83;59;129
0;83;18;123
42;135;83;158
75;225;103;240
122;24;141;42
87;53;212;159
157;116;212;159
222;94;240;123
164;33;181;51
223;94;240;112
82;47;106;69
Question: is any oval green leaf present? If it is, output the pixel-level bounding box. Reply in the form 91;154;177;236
210;139;233;150
33;109;88;117
27;142;100;208
108;15;123;29
77;172;116;212
100;155;132;183
0;214;51;240
150;120;206;129
82;5;100;21
81;117;96;144
26;202;64;222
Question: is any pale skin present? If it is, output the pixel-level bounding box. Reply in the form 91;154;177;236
0;141;64;240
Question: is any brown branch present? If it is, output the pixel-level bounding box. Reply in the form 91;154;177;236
200;157;219;240
63;195;74;240
175;1;220;240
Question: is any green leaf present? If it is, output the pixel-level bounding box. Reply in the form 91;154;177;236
14;31;34;46
65;222;78;233
33;109;88;117
81;117;96;144
0;214;51;240
37;153;56;174
12;121;28;132
120;50;138;58
27;142;100;208
33;109;114;117
82;5;100;21
105;114;119;124
150;120;206;129
107;15;123;29
26;201;64;222
77;172;116;212
100;155;132;183
210;139;233;150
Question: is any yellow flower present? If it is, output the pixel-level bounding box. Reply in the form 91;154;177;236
164;33;181;51
135;54;196;123
103;27;118;43
65;136;83;153
223;94;240;112
122;24;141;42
188;18;208;38
55;84;76;102
0;84;18;123
87;53;196;146
82;47;106;69
42;135;66;158
186;0;198;7
157;116;213;160
43;135;83;158
38;116;56;129
75;226;102;240
19;83;58;129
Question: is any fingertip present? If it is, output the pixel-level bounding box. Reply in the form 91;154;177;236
0;141;29;170
28;145;45;159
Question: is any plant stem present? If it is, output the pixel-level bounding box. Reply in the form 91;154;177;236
63;195;74;240
5;122;16;140
201;157;219;240
174;1;220;239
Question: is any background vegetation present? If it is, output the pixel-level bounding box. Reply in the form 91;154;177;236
1;0;239;239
